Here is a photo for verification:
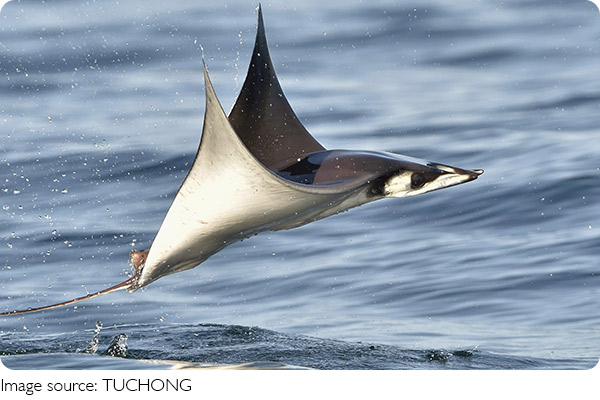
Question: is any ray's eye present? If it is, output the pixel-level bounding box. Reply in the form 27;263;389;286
411;173;426;189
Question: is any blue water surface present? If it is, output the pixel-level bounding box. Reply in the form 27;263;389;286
0;0;599;369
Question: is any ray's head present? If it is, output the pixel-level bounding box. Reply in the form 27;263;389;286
369;156;483;199
275;149;483;200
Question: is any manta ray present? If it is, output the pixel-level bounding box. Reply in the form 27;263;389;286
1;6;482;316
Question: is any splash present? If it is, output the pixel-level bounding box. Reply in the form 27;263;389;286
106;333;128;358
84;321;103;354
80;321;128;358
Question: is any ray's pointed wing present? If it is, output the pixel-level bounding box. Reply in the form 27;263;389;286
134;64;344;290
229;5;325;170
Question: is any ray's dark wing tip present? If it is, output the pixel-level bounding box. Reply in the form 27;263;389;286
253;2;270;70
229;4;326;169
257;3;265;31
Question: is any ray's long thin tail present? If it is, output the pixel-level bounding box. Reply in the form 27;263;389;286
0;277;135;316
0;249;148;317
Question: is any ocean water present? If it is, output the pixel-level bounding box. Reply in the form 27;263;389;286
0;0;599;370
